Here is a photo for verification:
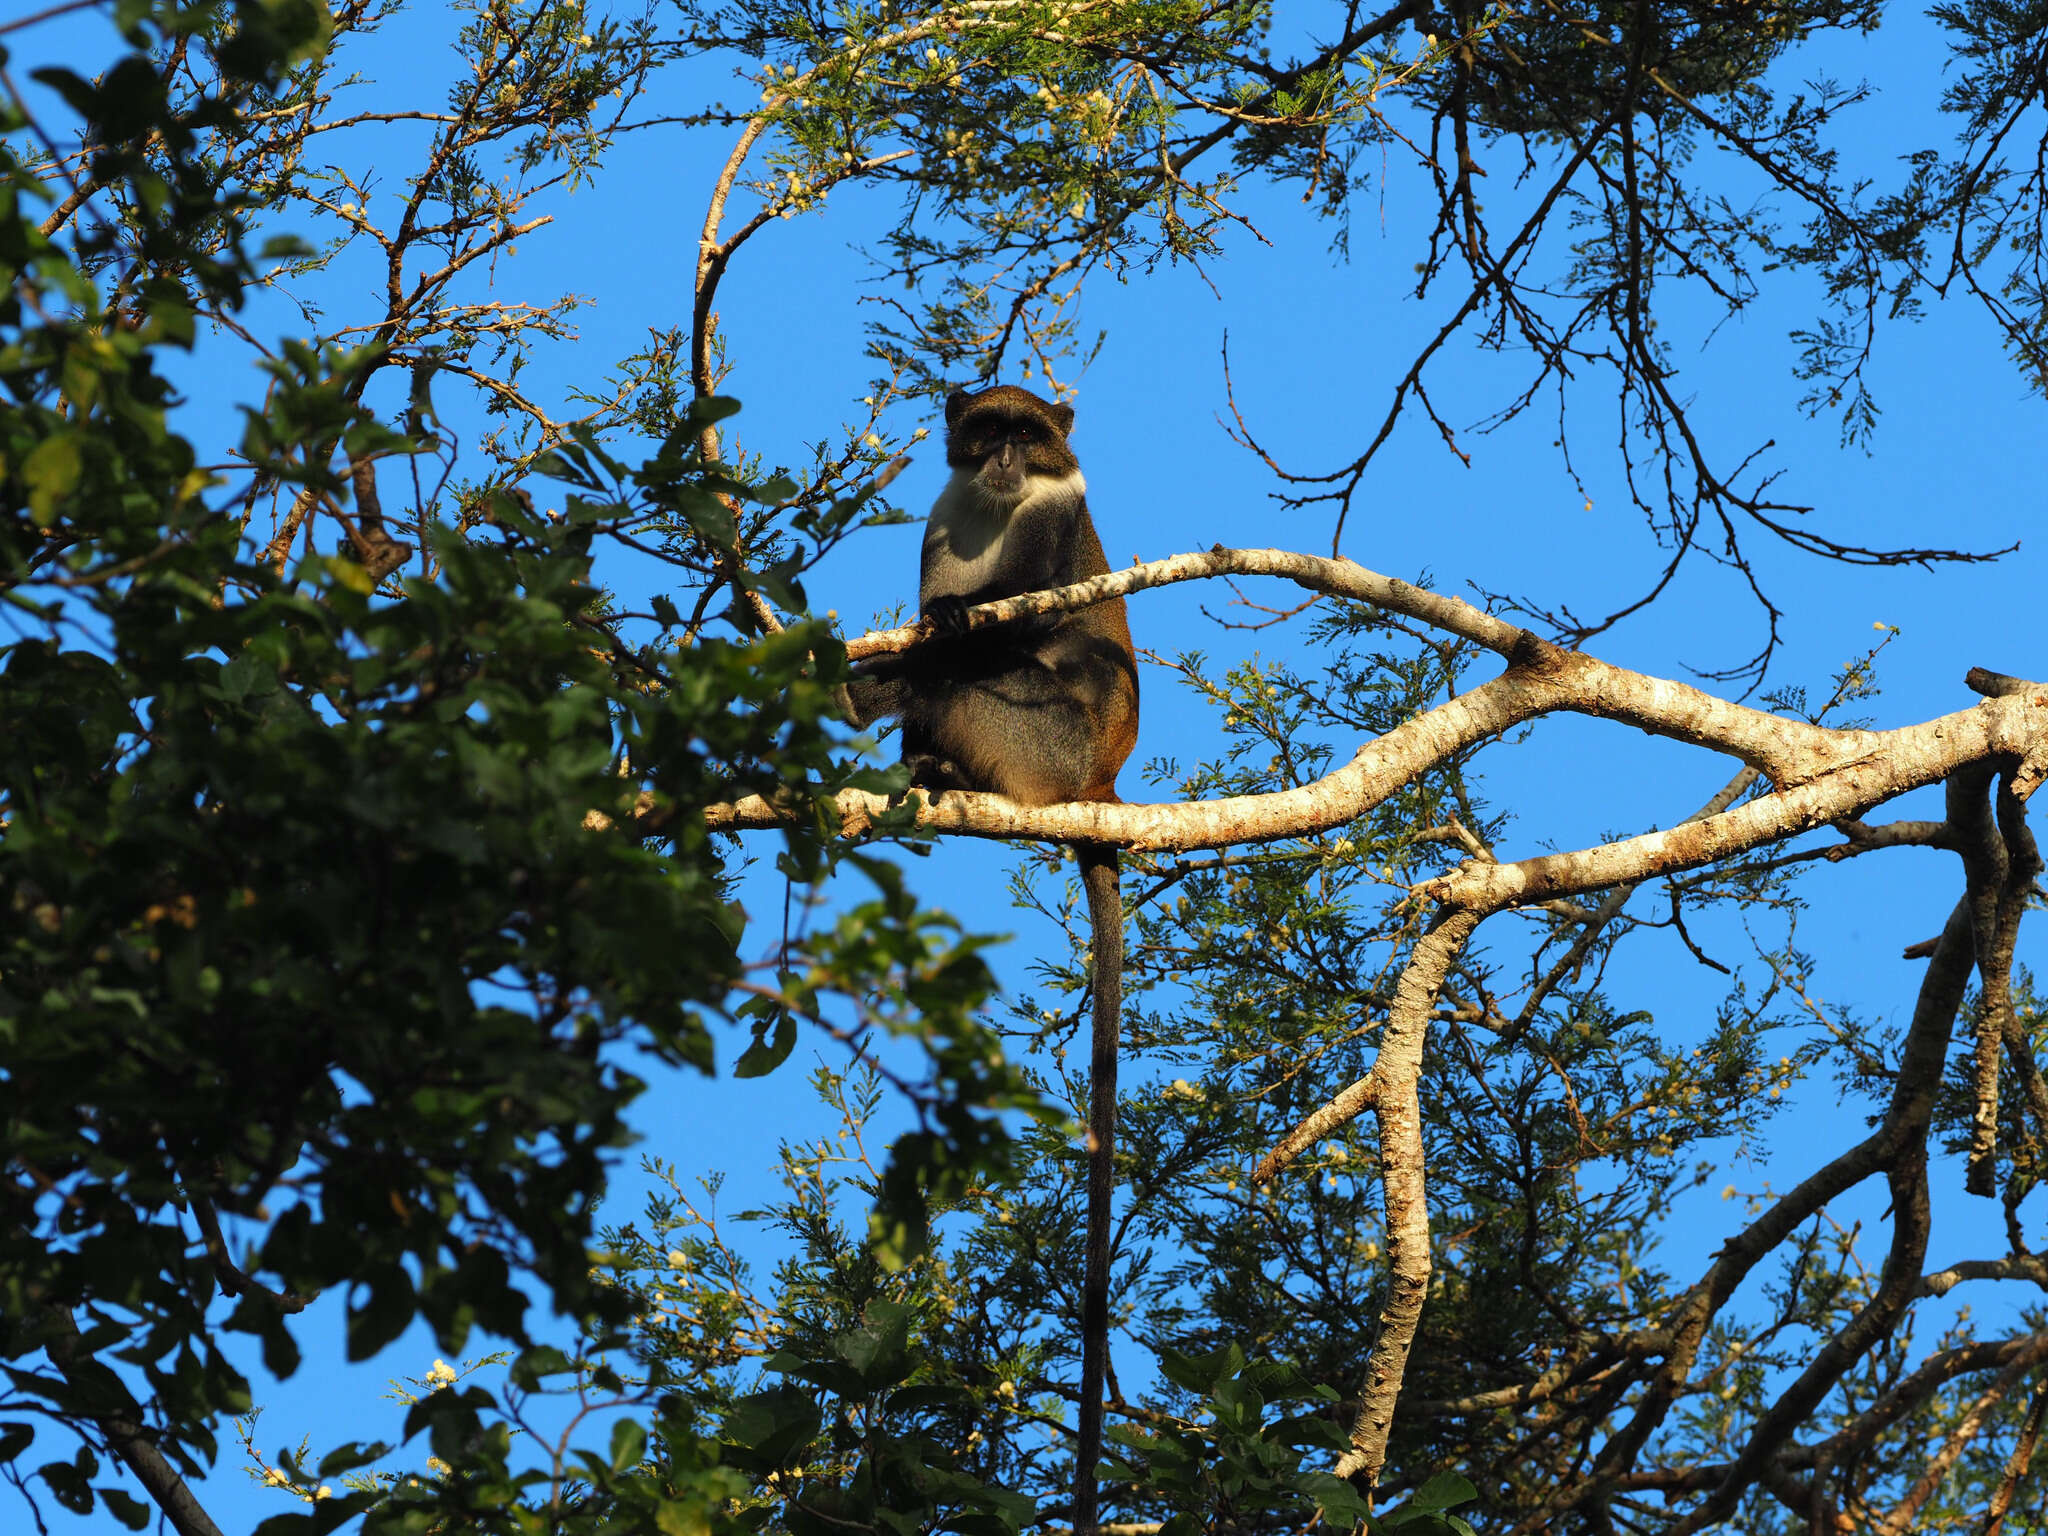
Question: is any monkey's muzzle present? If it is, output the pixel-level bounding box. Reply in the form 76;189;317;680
979;443;1027;496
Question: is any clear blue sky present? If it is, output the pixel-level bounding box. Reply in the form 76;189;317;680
12;2;2041;1528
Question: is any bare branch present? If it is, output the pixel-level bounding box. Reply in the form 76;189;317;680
1983;1371;2048;1536
1325;908;1481;1487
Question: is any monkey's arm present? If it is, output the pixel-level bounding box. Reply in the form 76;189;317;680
922;502;1085;636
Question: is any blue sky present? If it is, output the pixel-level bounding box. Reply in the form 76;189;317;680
10;1;2044;1527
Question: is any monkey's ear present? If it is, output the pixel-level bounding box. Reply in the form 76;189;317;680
944;389;972;426
1051;402;1075;436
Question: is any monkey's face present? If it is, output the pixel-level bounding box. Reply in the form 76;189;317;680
944;386;1079;505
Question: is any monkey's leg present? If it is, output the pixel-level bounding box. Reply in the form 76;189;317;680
843;670;909;729
1074;845;1122;1536
912;659;1104;805
891;692;976;794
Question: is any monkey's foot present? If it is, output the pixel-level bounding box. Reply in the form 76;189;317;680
904;753;975;796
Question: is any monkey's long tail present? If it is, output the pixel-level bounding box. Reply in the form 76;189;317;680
1074;845;1122;1536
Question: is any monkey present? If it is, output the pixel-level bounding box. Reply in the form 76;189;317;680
845;384;1136;1534
847;385;1137;805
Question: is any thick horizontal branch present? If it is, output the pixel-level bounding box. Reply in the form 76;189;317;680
738;558;2048;1509
1418;688;2048;913
710;548;2048;912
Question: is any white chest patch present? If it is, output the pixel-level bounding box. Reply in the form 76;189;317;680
924;469;1087;598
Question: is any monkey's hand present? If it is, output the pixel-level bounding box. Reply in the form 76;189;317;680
924;594;972;633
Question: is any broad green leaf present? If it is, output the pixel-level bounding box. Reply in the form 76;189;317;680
1408;1470;1479;1511
733;1011;797;1077
22;432;82;526
610;1416;648;1472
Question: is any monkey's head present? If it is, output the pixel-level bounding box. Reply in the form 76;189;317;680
944;385;1079;503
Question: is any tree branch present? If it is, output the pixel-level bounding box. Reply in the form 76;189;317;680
1325;908;1480;1488
40;1307;224;1536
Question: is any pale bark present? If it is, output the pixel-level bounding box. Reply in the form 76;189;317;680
1325;909;1478;1488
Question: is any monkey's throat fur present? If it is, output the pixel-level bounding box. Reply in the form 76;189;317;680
921;469;1090;604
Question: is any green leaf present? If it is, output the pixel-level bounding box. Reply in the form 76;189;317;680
1212;1376;1261;1425
1408;1470;1478;1511
1299;1471;1374;1528
252;1492;374;1536
721;1387;822;1470
325;555;376;594
886;1383;971;1415
316;1440;389;1476
1156;1341;1245;1395
1273;1412;1350;1453
22;432;83;526
835;1301;913;1390
37;1456;92;1514
682;394;743;430
510;1345;574;1389
610;1416;647;1472
219;653;260;701
1243;1359;1319;1399
733;1011;797;1078
345;1264;416;1361
98;1486;151;1529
